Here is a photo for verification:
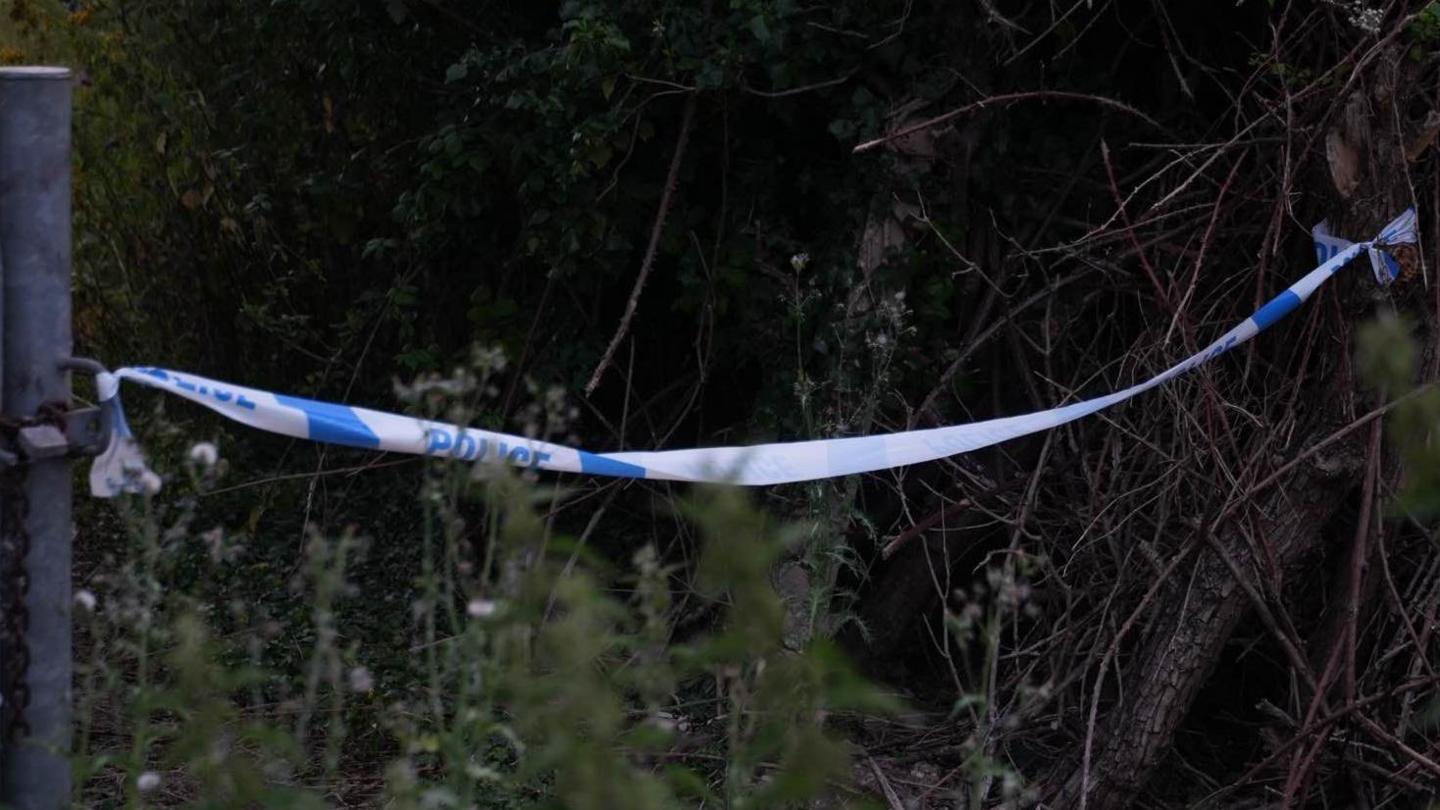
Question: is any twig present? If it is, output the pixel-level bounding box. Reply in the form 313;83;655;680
741;69;856;98
586;94;699;396
881;475;1028;559
201;456;415;497
1208;675;1440;805
1354;713;1440;781
1213;387;1430;527
915;268;1095;423
1345;419;1382;703
1099;139;1174;314
502;269;557;417
851;91;1165;154
865;755;906;810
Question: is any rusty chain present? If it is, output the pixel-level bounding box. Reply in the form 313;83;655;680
0;461;29;740
0;402;70;741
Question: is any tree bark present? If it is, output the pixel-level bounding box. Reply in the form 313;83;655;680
1051;461;1360;807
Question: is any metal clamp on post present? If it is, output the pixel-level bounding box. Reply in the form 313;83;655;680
0;358;112;743
0;358;114;470
57;357;113;459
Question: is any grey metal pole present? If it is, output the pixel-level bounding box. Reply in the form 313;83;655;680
0;66;74;809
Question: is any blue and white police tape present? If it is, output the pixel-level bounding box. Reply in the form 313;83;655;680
88;209;1418;498
1313;209;1413;284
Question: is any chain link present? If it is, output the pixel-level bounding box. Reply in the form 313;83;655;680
0;402;69;741
0;462;30;740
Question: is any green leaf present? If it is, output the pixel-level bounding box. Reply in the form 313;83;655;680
749;14;772;44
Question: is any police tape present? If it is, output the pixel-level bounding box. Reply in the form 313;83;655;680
88;209;1418;497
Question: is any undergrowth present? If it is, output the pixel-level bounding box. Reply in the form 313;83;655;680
72;361;903;809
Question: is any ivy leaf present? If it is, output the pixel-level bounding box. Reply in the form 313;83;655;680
749;15;771;44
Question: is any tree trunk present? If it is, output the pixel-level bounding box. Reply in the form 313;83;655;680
1051;462;1360;807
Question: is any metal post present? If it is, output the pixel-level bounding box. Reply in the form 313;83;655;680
0;66;74;809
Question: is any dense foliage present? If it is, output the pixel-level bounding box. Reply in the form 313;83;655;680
10;0;1440;806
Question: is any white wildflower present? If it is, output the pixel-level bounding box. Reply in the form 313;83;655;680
466;599;497;619
651;711;686;733
1325;0;1384;34
73;590;96;612
464;762;503;781
201;527;226;563
790;252;810;272
139;470;162;496
347;666;374;693
137;771;161;792
187;441;219;468
1350;6;1383;34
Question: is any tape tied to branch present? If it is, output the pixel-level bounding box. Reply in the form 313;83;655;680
89;209;1417;498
